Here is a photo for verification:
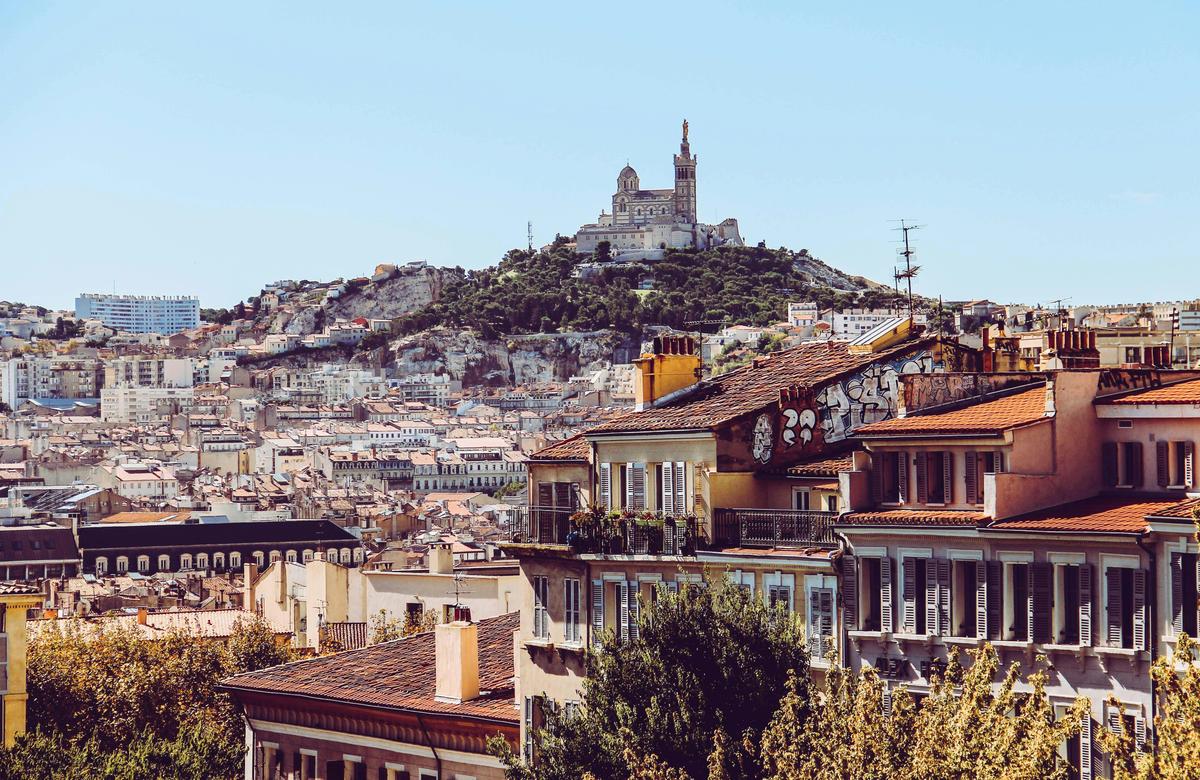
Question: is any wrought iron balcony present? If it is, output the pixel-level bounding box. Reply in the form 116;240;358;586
712;508;838;549
511;506;703;556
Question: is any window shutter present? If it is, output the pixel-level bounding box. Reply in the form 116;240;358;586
1133;569;1147;651
1187;442;1196;488
628;464;646;510
1106;567;1123;647
554;481;571;508
897;454;908;503
661;463;675;515
987;560;1003;640
591;579;604;646
667;580;679;594
1157;440;1170;487
964;451;979;505
1029;562;1052;643
937;558;951;636
1102;442;1118;486
617;582;630;642
673;461;685;515
1079;715;1093;780
627;580;640;642
879;557;893;632
871;458;884;503
599;464;611;509
975;560;989;640
819;589;834;655
1134;715;1147;752
941;452;953;504
915;452;928;504
881;686;892;716
841;555;857;630
1079;563;1093;646
1172;552;1184;635
808;589;822;656
902;557;918;633
536;483;554;541
1106;704;1123;736
1130;442;1144;487
925;558;939;636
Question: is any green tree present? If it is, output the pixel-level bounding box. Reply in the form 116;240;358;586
491;576;811;780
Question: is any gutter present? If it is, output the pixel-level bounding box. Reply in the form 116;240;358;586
415;712;442;780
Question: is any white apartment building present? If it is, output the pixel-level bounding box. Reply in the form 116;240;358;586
75;294;199;335
100;386;194;424
0;357;102;408
105;357;194;389
831;307;905;338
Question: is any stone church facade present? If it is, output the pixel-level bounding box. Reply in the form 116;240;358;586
575;121;742;258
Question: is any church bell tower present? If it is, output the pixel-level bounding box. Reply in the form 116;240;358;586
673;119;697;223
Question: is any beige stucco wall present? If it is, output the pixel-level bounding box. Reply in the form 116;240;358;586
347;567;519;626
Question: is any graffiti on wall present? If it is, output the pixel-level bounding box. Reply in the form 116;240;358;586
776;351;937;454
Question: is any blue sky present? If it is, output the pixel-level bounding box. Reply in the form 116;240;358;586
1;2;1196;311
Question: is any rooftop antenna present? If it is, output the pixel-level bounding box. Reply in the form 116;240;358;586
890;220;923;319
527;221;534;252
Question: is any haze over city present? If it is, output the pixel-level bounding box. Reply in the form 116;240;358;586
3;1;1197;309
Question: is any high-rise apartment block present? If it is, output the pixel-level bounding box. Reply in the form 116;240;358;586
74;293;199;335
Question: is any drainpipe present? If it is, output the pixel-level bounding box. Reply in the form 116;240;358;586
1135;532;1157;739
415;712;442;778
834;530;852;668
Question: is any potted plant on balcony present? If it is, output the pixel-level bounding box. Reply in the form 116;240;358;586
635;512;665;555
568;507;604;554
602;510;627;555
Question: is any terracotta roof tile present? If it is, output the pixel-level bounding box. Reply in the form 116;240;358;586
782;455;853;477
1142;497;1200;521
856;386;1047;437
222;613;518;722
529;434;589;462
987;496;1177;533
1099;378;1200;405
839;509;987;527
590;339;934;435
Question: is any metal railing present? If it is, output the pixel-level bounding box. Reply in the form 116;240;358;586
510;507;703;556
712;508;838;549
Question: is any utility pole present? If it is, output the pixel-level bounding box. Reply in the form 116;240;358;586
891;220;923;319
527;221;534;252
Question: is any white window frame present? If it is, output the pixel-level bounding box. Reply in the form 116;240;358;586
564;578;581;644
533;575;550;640
136;556;150;574
115;556;129;574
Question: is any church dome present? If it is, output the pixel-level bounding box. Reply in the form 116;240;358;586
619;164;638;178
617;164;639;192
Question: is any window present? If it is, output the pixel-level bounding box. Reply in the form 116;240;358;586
848;557;889;632
792;488;811;510
137;556;150;574
196;553;209;570
115;556;129;574
157;554;171;571
253;551;264;567
1004;563;1030;641
564;579;581;643
1157;440;1195;488
1103;442;1144;487
180;554;193;571
213;552;225;570
95;557;108;576
916;452;952;505
658;461;686;515
285;550;297;563
965;451;1005;505
807;586;834;657
765;572;794;613
1171;552;1199;637
523;695;545;763
1052;563;1090;645
1106;566;1147;650
950;560;976;637
532;576;549;639
825;494;839;512
873;452;906;504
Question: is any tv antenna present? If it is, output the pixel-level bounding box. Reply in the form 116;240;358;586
527;221;534;252
890;220;923;319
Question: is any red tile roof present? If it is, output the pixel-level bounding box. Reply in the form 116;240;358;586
529;434;589;462
590;339;934;435
782;455;854;477
855;386;1047;437
221;612;519;723
1144;497;1200;521
839;509;987;527
988;496;1177;533
1099;378;1200;405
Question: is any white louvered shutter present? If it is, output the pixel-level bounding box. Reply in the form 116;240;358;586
599;464;611;509
808;589;822;656
941;452;953;504
627;580;640;642
841;555;858;631
975;560;989;640
925;558;939;636
902;558;917;633
1172;552;1184;635
1133;569;1147;651
661;462;675;515
617;581;630;642
1186;441;1196;488
591;579;604;646
964;451;979;505
1079;714;1093;780
1079;563;1093;645
936;558;951;636
879;557;893;633
673;461;685;515
1106;568;1123;647
627;464;646;510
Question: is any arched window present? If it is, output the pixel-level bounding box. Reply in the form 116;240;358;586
340;548;352;564
302;549;314;563
158;554;171;572
353;548;364;563
253;551;265;567
95;557;108;576
230;552;242;570
196;553;209;571
180;553;193;571
115;556;129;574
213;552;226;570
137;556;150;574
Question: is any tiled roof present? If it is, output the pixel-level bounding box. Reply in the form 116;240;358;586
782;455;854;477
590;339;932;434
1099;378;1200;405
1138;497;1200;521
987;496;1177;533
855;386;1047;437
0;582;41;595
839;509;987;527
221;613;519;723
529;434;589;462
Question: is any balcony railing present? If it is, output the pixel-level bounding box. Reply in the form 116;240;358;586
712;508;838;549
511;506;703;556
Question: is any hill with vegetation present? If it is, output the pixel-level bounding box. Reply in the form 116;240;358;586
394;238;899;339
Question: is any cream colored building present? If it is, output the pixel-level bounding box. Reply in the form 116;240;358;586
0;583;45;746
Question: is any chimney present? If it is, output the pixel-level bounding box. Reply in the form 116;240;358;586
137;607;149;625
632;335;702;411
435;621;479;704
429;542;454;575
242;562;259;613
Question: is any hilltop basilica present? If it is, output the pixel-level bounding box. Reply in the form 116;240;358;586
574;121;742;258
